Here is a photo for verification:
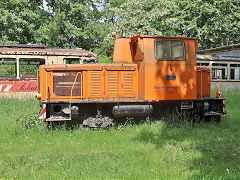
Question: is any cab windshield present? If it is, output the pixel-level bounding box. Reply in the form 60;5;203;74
155;40;185;61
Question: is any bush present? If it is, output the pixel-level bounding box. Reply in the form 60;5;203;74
17;105;43;129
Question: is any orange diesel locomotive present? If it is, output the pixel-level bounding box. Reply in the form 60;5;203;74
36;33;225;127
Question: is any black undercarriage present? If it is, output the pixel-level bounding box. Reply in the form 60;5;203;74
42;98;225;128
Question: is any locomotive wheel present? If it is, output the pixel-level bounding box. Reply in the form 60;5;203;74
204;115;221;123
47;121;66;129
82;116;115;128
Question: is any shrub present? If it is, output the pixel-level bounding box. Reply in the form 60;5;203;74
17;105;43;129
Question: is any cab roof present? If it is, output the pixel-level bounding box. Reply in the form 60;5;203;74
130;35;198;42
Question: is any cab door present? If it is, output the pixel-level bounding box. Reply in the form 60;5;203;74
144;38;197;100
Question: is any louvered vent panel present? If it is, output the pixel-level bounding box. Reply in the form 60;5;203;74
89;71;102;97
122;71;135;97
108;71;119;97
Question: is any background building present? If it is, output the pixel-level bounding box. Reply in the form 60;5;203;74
197;44;240;91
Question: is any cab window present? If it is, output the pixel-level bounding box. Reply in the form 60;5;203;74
155;40;185;61
133;43;144;61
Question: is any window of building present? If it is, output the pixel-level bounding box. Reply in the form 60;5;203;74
197;63;209;66
0;58;17;78
155;40;185;61
19;58;45;78
211;68;227;80
83;58;96;64
211;63;228;80
65;58;81;64
230;64;240;80
230;64;240;67
212;63;228;67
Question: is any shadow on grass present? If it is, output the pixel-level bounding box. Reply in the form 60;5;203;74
134;114;240;179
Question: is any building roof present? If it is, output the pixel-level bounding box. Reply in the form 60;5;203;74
198;43;240;55
130;35;198;42
196;54;240;62
0;44;97;58
0;44;46;49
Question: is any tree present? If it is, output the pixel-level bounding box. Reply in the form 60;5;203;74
85;0;127;57
96;0;176;57
0;0;47;44
35;0;90;48
173;0;240;49
34;0;124;50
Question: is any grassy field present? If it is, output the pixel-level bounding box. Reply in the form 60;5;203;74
0;93;240;179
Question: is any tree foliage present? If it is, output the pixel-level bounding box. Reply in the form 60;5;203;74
35;0;91;48
97;0;176;57
0;0;239;54
173;0;240;49
0;0;47;44
111;0;175;36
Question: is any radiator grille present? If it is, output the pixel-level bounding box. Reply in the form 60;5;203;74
89;71;102;97
53;71;82;96
108;71;119;97
122;71;134;97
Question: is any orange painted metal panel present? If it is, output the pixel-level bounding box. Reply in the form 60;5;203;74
121;71;136;98
89;70;104;98
106;71;120;98
113;38;133;63
197;67;211;98
38;64;138;102
105;69;138;99
140;37;197;101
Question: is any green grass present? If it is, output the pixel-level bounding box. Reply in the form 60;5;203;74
0;93;240;179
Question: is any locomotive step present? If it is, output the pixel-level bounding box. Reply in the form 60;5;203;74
203;111;221;117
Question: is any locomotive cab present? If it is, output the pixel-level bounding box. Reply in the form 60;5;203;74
113;34;200;101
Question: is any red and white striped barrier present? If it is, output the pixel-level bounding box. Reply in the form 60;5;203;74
38;104;46;121
223;100;226;114
0;84;13;92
